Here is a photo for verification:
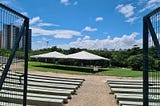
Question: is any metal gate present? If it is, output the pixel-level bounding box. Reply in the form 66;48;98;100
0;3;29;106
143;7;160;106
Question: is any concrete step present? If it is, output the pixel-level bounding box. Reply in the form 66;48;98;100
0;102;33;106
114;93;142;98
108;84;143;89
0;93;63;106
111;88;160;95
107;80;160;106
2;84;72;98
16;72;85;82
6;74;82;86
108;84;160;89
0;90;68;103
28;86;75;94
115;94;160;102
4;80;75;94
107;81;143;85
107;80;160;85
119;100;159;106
107;79;143;83
5;79;78;90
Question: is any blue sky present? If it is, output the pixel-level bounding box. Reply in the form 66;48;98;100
0;0;160;50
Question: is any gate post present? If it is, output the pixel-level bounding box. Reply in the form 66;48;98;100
143;17;149;106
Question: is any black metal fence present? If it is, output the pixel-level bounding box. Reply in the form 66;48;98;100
143;7;160;106
0;4;29;106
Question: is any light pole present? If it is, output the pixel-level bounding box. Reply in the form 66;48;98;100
46;41;49;48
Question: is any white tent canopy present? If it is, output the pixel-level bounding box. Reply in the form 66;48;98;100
31;51;110;60
66;51;109;60
30;51;66;59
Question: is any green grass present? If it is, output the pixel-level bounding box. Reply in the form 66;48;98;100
28;62;92;75
28;61;145;77
98;68;143;77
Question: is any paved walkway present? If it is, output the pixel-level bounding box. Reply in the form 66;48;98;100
65;75;118;106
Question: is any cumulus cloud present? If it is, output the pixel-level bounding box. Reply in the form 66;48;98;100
139;0;160;13
83;35;90;40
95;17;104;22
60;0;78;6
58;32;142;50
77;38;81;42
21;12;28;16
116;4;135;18
125;17;138;23
82;26;98;32
30;16;41;25
31;27;81;39
60;0;70;6
30;16;60;27
30;16;79;39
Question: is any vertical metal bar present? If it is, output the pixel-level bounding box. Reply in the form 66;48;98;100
147;19;160;56
23;18;29;106
143;17;149;106
0;22;25;90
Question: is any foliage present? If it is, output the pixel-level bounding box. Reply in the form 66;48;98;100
127;54;143;70
29;45;159;71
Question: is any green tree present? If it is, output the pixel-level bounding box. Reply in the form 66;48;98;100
127;54;143;71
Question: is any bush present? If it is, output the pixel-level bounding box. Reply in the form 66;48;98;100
127;54;143;71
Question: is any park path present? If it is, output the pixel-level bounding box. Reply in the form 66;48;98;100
29;70;118;106
65;75;118;106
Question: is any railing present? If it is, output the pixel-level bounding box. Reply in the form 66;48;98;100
0;3;29;106
143;7;160;106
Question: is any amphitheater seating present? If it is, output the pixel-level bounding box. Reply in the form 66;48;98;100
107;79;160;106
0;72;85;106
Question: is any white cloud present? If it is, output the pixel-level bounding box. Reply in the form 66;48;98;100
138;0;148;5
31;27;81;39
95;17;104;22
83;35;90;40
30;16;60;27
148;0;160;5
139;0;160;13
60;0;70;6
125;17;138;23
0;0;15;5
30;16;41;25
30;16;79;39
116;4;135;18
21;12;28;16
82;26;98;32
37;23;60;27
58;32;142;50
77;38;81;42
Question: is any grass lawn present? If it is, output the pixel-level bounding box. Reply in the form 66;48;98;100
28;61;145;77
98;68;143;77
28;62;92;75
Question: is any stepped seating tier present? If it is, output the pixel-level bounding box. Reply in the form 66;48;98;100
107;79;160;106
0;72;85;106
